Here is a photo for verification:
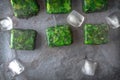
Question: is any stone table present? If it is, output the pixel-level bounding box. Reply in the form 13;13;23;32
0;0;120;80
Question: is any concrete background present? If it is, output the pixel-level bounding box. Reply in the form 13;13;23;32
0;0;120;80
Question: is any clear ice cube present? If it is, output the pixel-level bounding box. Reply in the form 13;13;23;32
82;59;98;76
0;17;13;31
8;59;25;75
106;11;120;29
67;10;85;27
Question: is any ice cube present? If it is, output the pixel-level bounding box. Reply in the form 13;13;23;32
106;11;120;29
82;59;98;76
67;10;85;27
0;17;13;30
8;60;24;75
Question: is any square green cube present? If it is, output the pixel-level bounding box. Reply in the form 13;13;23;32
84;24;109;45
11;0;40;18
46;0;72;14
10;29;37;50
83;0;107;13
46;25;72;47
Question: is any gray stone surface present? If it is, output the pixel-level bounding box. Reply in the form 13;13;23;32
0;0;120;80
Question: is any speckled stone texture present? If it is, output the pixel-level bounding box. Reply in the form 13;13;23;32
46;25;72;47
10;0;40;18
0;0;120;80
46;0;71;14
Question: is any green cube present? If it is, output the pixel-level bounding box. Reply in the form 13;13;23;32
10;29;37;50
46;0;71;14
11;0;39;18
46;25;72;47
84;24;109;45
83;0;107;13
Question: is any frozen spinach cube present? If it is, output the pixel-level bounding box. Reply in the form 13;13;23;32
46;0;71;14
46;25;72;47
83;0;107;13
10;0;39;18
84;24;109;45
10;29;37;50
